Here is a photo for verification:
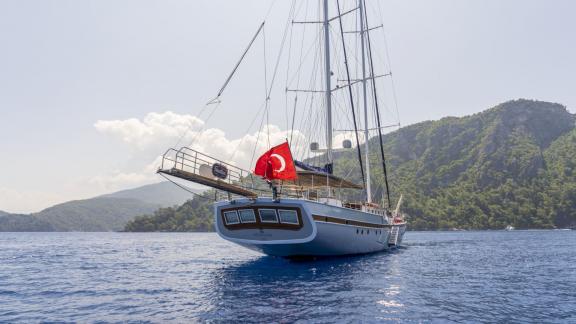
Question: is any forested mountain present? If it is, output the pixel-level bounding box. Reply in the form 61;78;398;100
124;197;213;232
0;181;196;231
125;99;576;231
358;99;576;230
100;181;196;207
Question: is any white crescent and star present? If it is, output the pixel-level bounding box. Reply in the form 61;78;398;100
270;154;286;172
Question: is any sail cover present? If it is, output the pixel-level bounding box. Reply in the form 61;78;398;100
294;160;333;175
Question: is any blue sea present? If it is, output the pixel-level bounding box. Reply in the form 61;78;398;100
0;231;574;323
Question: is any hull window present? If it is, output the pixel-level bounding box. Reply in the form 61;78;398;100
238;209;256;223
258;209;278;223
278;210;299;225
223;211;240;225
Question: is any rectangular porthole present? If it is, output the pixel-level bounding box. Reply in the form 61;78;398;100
223;211;240;225
258;209;278;223
278;210;299;225
238;209;256;223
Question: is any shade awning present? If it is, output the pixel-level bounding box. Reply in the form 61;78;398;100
278;170;363;189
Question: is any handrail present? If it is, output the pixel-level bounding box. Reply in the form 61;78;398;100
158;147;384;210
158;146;263;195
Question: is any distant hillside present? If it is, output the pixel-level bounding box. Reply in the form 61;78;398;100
341;99;576;229
0;181;195;232
0;214;55;232
30;197;161;231
125;99;576;231
124;196;213;232
100;181;196;207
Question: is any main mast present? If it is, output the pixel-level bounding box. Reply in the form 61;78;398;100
359;0;371;203
323;0;333;164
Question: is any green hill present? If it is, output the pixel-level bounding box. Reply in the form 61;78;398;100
31;198;161;231
124;196;213;232
100;181;197;207
0;214;56;232
0;181;198;232
359;99;576;229
125;99;576;231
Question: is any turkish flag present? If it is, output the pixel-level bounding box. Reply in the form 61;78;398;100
254;142;298;180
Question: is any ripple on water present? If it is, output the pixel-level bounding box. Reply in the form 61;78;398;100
0;231;574;322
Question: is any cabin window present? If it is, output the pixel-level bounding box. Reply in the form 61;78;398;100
259;209;278;223
278;210;299;225
238;209;256;223
223;211;240;225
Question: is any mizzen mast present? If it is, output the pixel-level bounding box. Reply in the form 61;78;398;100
323;0;334;164
358;0;372;203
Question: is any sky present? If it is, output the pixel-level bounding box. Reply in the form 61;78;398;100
0;0;575;213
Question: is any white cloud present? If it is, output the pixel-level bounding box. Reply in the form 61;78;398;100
92;111;367;192
94;111;204;151
95;111;308;171
334;131;366;148
0;111;368;214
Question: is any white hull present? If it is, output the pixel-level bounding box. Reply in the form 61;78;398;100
215;198;406;257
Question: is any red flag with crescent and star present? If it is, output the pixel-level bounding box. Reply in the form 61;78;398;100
254;142;298;180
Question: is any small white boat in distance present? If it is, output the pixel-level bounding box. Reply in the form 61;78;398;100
505;225;515;231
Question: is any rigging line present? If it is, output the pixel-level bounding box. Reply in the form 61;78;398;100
266;0;294;101
364;3;392;209
259;0;294;149
231;10;293;161
173;108;203;149
374;0;401;127
228;98;268;162
289;96;298;145
158;173;216;202
262;25;271;149
249;101;269;169
173;98;220;149
263;0;279;21
184;100;222;149
286;29;322;87
293;39;320;158
376;1;402;128
285;0;297;133
329;23;357;140
293;0;310;91
289;0;310;146
208;21;265;104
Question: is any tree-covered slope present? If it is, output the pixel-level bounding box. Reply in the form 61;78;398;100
0;214;56;232
543;128;576;227
125;99;576;231
0;181;197;232
124;196;213;232
31;198;161;231
360;99;575;229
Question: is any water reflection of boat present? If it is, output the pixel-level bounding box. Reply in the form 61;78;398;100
203;250;404;322
158;0;406;257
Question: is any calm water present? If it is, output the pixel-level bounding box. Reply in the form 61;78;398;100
0;231;574;323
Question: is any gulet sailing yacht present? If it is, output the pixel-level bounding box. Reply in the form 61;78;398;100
158;0;406;257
